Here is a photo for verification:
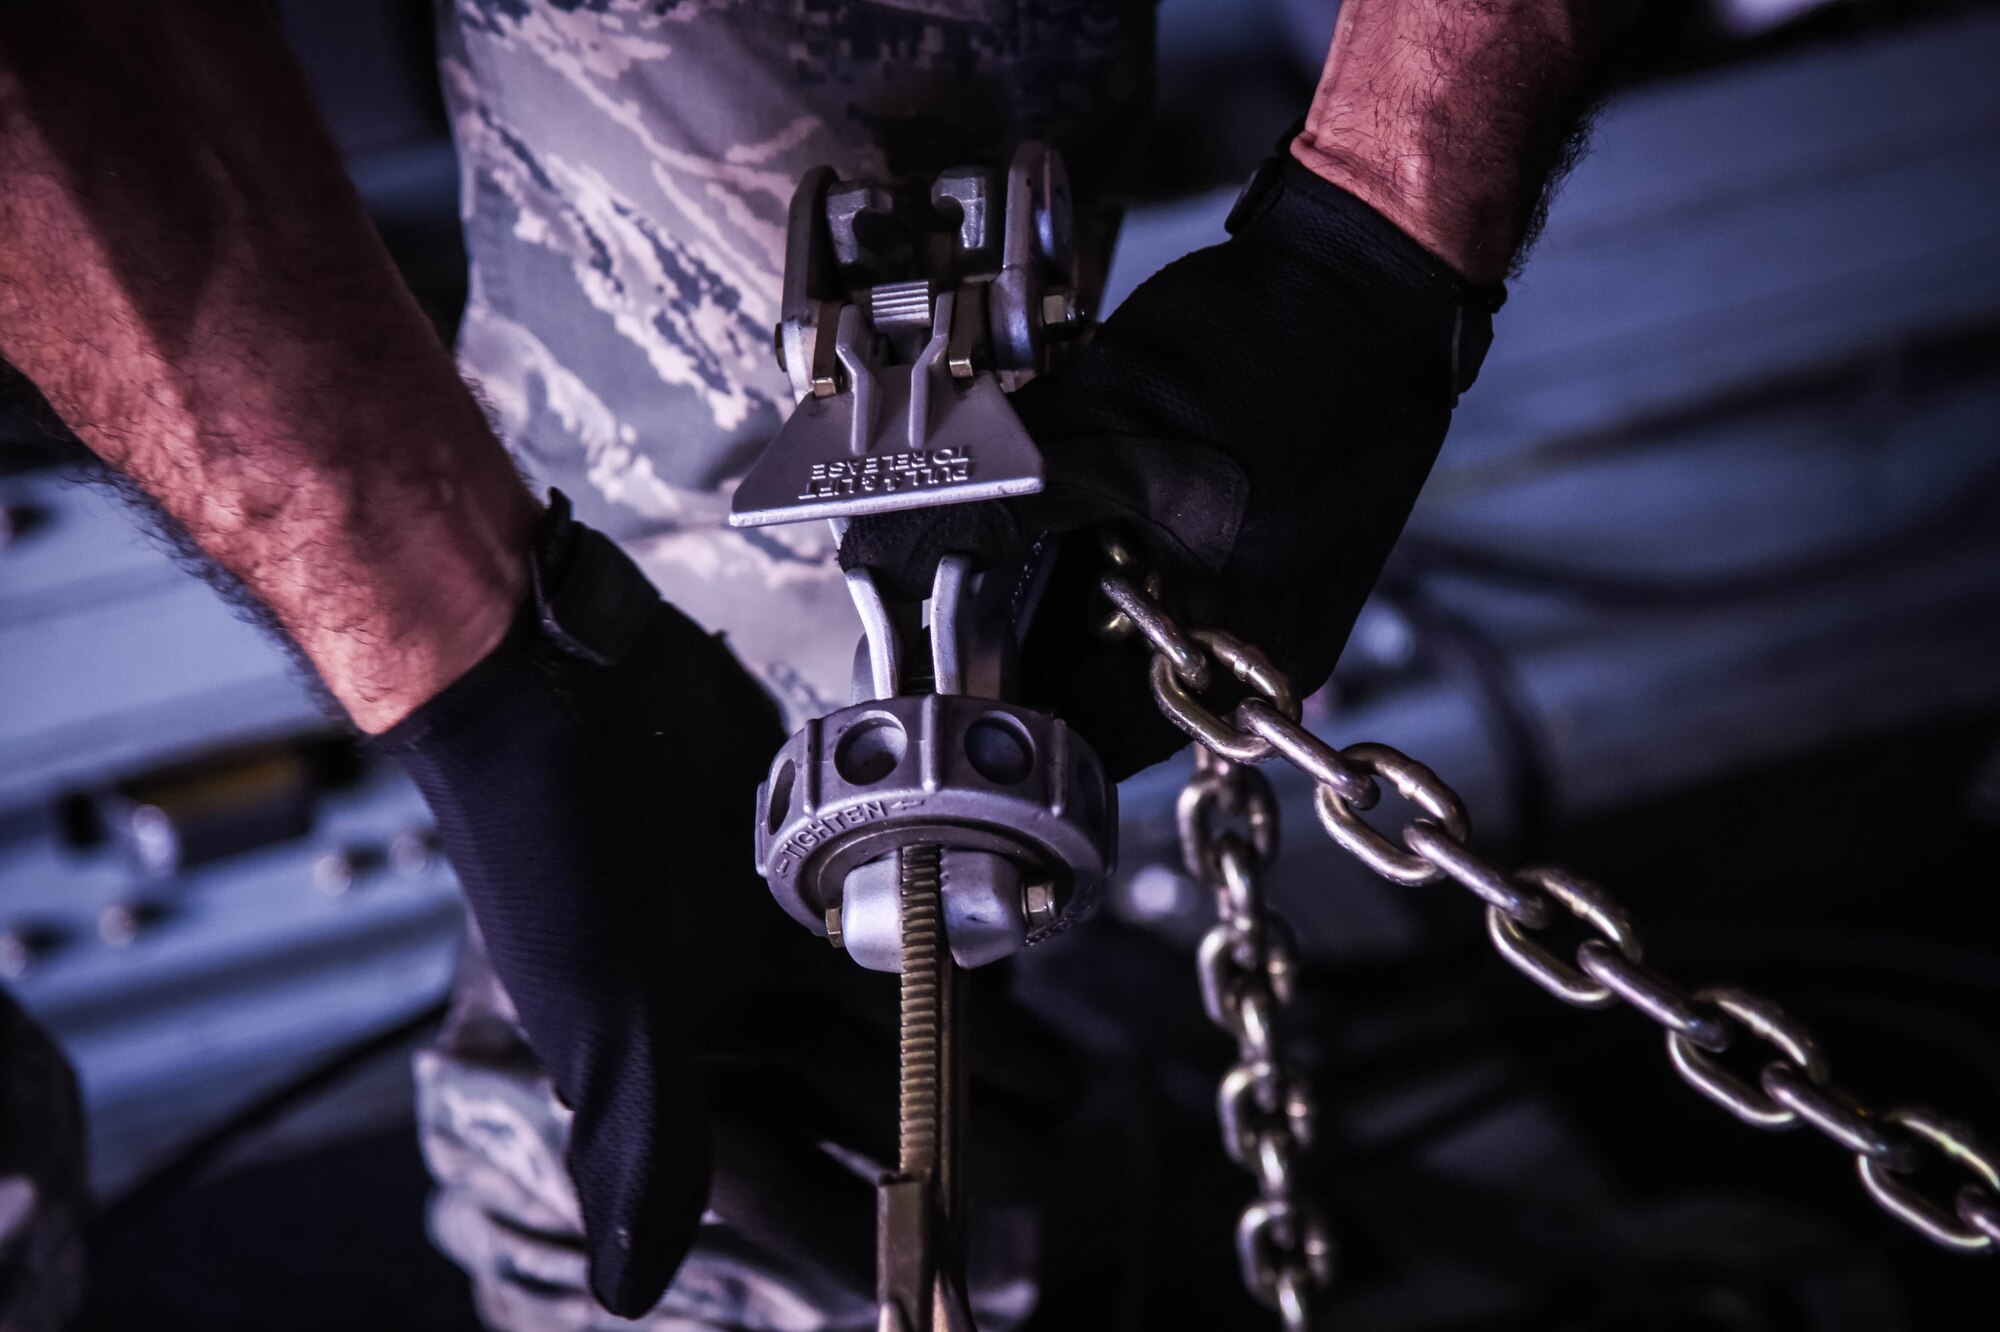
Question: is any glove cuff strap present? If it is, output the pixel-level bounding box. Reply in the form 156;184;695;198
1226;138;1505;399
530;490;657;667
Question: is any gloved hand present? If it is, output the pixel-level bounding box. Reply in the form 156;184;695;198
378;493;1071;1319
415;930;1056;1332
375;492;781;1315
841;151;1505;777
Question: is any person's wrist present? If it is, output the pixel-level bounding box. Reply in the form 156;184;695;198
1220;150;1503;408
313;482;539;734
1291;0;1601;285
1286;131;1506;283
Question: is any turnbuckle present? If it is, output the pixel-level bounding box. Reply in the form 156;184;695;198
752;557;1113;1332
736;145;1115;1331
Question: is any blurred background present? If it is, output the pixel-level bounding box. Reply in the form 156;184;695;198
2;0;1998;1327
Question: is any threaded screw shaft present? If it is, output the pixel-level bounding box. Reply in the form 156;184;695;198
896;843;945;1177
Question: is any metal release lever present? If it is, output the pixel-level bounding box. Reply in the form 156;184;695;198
729;142;1079;530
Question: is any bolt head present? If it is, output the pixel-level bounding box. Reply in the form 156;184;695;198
1040;289;1081;331
1022;880;1059;930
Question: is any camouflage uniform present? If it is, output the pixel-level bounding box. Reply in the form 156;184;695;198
422;3;1154;1327
439;0;1153;722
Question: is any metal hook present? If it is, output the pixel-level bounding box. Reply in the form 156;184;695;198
929;554;972;696
847;566;900;702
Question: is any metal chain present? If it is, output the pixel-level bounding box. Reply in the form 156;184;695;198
1180;746;1334;1329
1101;562;2000;1325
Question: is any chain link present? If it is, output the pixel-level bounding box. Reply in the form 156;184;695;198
1101;565;2000;1328
1178;749;1333;1329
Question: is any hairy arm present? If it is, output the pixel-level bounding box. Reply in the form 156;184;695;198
1294;0;1623;283
0;0;535;731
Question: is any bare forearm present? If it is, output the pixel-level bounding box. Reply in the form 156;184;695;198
1295;0;1623;283
0;0;534;730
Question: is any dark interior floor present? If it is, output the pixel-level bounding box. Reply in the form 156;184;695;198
78;1129;484;1332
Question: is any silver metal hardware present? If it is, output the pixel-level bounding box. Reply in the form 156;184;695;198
1178;750;1330;1331
774;543;1105;1331
741;145;1096;1332
739;121;2000;1320
753;691;1113;946
838;848;1030;973
1095;554;2000;1325
732;143;1076;529
847;567;902;702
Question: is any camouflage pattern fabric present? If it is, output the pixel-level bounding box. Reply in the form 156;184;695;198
438;0;1154;724
425;3;1154;1326
417;942;874;1332
417;934;1041;1332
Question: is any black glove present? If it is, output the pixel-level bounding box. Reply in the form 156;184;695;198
378;494;1073;1317
376;494;788;1315
841;151;1505;776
